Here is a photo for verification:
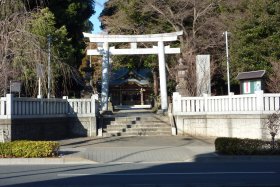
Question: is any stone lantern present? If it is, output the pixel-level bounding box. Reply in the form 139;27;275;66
176;58;188;96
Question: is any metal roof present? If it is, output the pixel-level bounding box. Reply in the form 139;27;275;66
110;68;151;86
236;70;266;80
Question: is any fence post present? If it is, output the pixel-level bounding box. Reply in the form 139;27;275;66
256;90;264;113
173;92;181;114
203;93;208;113
1;98;5;116
63;96;69;115
6;94;13;119
229;92;234;112
91;94;96;116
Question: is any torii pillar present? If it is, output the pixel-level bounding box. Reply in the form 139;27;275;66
83;31;183;112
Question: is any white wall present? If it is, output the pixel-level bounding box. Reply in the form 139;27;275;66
175;114;276;139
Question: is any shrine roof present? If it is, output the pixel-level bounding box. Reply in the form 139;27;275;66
110;68;151;86
236;70;266;80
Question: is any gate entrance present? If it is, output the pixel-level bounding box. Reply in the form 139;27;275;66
83;31;182;112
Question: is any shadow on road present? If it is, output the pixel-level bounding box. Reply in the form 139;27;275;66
2;152;280;187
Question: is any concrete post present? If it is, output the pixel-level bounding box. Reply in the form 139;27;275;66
0;98;5;116
91;94;99;100
62;96;69;114
6;94;13;118
158;41;168;111
229;92;234;112
256;90;264;113
91;94;96;116
101;42;109;112
172;92;181;114
203;93;208;113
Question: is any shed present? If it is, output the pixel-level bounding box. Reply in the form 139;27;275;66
236;70;266;94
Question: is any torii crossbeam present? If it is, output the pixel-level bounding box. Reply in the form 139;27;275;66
83;31;183;112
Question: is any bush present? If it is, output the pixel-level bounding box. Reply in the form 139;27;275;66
215;137;280;155
0;141;59;158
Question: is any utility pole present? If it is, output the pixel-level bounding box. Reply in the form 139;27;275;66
224;31;230;95
47;35;51;99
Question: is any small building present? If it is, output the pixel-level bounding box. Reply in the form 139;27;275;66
109;68;152;108
236;70;266;94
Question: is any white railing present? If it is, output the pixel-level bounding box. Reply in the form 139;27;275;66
0;97;7;117
0;94;99;119
66;95;99;117
173;91;280;115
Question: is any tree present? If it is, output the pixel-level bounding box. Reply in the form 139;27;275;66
101;0;227;96
266;110;280;150
30;8;76;96
267;61;280;93
45;0;95;67
26;0;96;96
230;0;280;85
0;2;45;96
0;1;79;97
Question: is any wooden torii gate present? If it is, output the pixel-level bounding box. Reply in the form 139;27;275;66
83;31;182;112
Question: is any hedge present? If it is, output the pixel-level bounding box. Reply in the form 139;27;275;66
0;141;59;158
215;137;280;155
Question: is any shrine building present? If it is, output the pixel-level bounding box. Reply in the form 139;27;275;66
109;68;152;108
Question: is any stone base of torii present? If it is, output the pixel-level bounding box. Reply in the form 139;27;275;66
83;31;183;112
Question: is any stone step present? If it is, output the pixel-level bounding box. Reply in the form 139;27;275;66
113;117;138;122
106;125;171;130
105;127;171;133
106;116;169;123
136;117;169;122
106;124;170;130
101;113;172;137
103;131;172;137
109;121;170;126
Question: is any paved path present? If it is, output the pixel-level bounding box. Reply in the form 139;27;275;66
59;136;216;163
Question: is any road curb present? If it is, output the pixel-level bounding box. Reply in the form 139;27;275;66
192;155;280;162
0;157;97;165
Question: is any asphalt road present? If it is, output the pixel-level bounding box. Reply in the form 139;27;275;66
1;161;280;187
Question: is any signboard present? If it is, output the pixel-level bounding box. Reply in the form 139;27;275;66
242;80;262;94
254;80;261;92
243;81;251;94
10;81;21;93
36;63;45;78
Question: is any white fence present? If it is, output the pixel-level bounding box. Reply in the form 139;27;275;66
173;91;280;115
0;94;99;119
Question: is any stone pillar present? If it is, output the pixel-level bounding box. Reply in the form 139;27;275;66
196;55;211;96
158;41;168;111
101;42;109;111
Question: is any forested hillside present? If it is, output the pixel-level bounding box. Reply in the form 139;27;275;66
100;0;280;95
1;0;280;98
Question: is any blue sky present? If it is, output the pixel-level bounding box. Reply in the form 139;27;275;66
90;0;107;33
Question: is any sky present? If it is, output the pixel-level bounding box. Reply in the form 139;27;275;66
90;0;108;33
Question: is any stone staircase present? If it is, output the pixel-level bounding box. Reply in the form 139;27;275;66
102;113;172;137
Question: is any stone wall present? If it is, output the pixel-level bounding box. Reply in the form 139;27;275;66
11;118;70;140
175;114;277;140
69;116;97;137
0;119;12;141
0;116;98;141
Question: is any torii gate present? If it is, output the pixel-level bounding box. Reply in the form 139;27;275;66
83;31;183;112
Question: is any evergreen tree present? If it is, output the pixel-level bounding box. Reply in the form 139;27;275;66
231;0;280;79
